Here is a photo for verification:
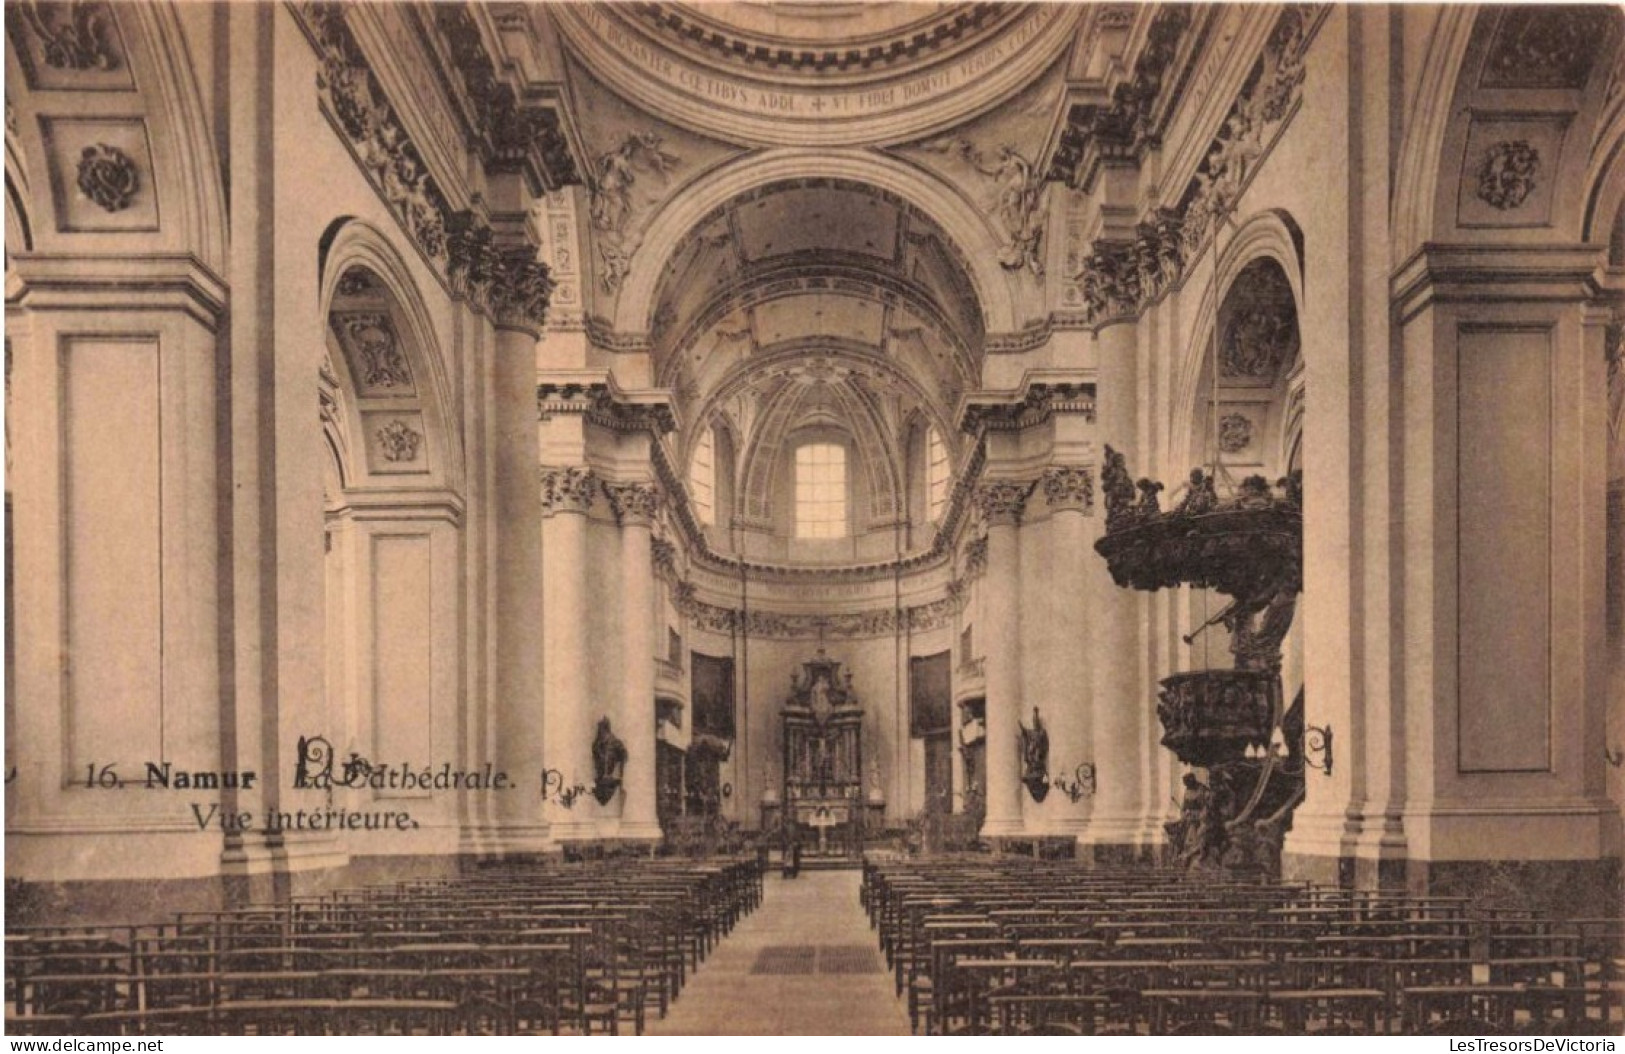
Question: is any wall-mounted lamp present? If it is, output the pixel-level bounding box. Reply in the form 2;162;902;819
1304;725;1334;776
1606;746;1624;769
1052;763;1097;804
541;768;588;809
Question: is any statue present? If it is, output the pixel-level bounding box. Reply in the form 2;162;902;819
1168;773;1209;864
1018;706;1050;803
1102;445;1137;530
809;675;833;723
1175;468;1219;516
1134;477;1165;518
1276;470;1303;509
1236;474;1274;509
591;716;627;806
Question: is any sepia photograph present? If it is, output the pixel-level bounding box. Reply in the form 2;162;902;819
2;0;1624;1038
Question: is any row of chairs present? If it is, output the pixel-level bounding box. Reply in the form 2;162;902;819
6;855;764;1036
861;855;1623;1035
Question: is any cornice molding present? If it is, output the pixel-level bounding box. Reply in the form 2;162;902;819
1047;6;1204;192
536;375;678;436
550;3;1082;149
958;372;1098;436
1392;243;1608;323
292;3;554;328
1065;5;1327;329
4;253;228;331
427;4;581;193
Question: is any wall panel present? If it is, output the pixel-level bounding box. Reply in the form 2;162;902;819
1457;326;1551;772
62;336;162;774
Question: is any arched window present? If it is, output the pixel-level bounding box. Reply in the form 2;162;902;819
927;426;949;522
795;442;847;539
691;426;715;525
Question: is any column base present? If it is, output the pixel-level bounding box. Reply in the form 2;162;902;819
980;815;1025;838
547;817;603;842
487;821;554;856
1079;842;1158;867
1075;813;1143;846
1401;857;1624;920
617;821;665;842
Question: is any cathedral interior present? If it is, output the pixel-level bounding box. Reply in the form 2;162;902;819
4;0;1625;1037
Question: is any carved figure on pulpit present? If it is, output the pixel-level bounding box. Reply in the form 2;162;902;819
1101;445;1137;530
1169;773;1208;864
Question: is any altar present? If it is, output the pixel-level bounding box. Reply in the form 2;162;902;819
779;651;865;860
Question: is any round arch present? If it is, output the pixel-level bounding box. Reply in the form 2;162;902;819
1391;5;1479;265
1168;208;1306;470
318;218;464;496
612;148;1022;336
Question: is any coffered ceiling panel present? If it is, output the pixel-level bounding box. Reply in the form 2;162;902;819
734;188;900;263
752;294;887;347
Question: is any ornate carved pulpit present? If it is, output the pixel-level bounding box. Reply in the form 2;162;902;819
781;651;863;859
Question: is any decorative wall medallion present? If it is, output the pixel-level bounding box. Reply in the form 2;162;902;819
1475;140;1541;210
336;313;413;392
42;117;156;231
74;142;138;211
1480;7;1613;90
375;419;422;463
1218;413;1253;453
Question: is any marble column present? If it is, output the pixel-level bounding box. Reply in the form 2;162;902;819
541;466;597;839
490;324;549;851
606;480;663;842
1088;321;1145;856
975;478;1033;839
1039;465;1097;838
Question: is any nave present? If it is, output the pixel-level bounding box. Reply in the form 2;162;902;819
863;857;1624;1036
5;856;764;1036
647;870;909;1036
8;852;1623;1036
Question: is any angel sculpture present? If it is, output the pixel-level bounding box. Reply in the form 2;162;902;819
929;139;1049;277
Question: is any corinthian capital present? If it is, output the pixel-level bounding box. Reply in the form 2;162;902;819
1041;465;1095;513
540;466;597;516
489;246;555;336
604;480;662;526
972;478;1034;527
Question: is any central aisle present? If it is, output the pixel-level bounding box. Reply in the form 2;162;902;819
647;869;911;1036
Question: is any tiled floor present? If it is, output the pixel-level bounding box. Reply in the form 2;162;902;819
647;870;911;1036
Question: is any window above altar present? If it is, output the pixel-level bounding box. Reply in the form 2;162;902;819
795;441;848;540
